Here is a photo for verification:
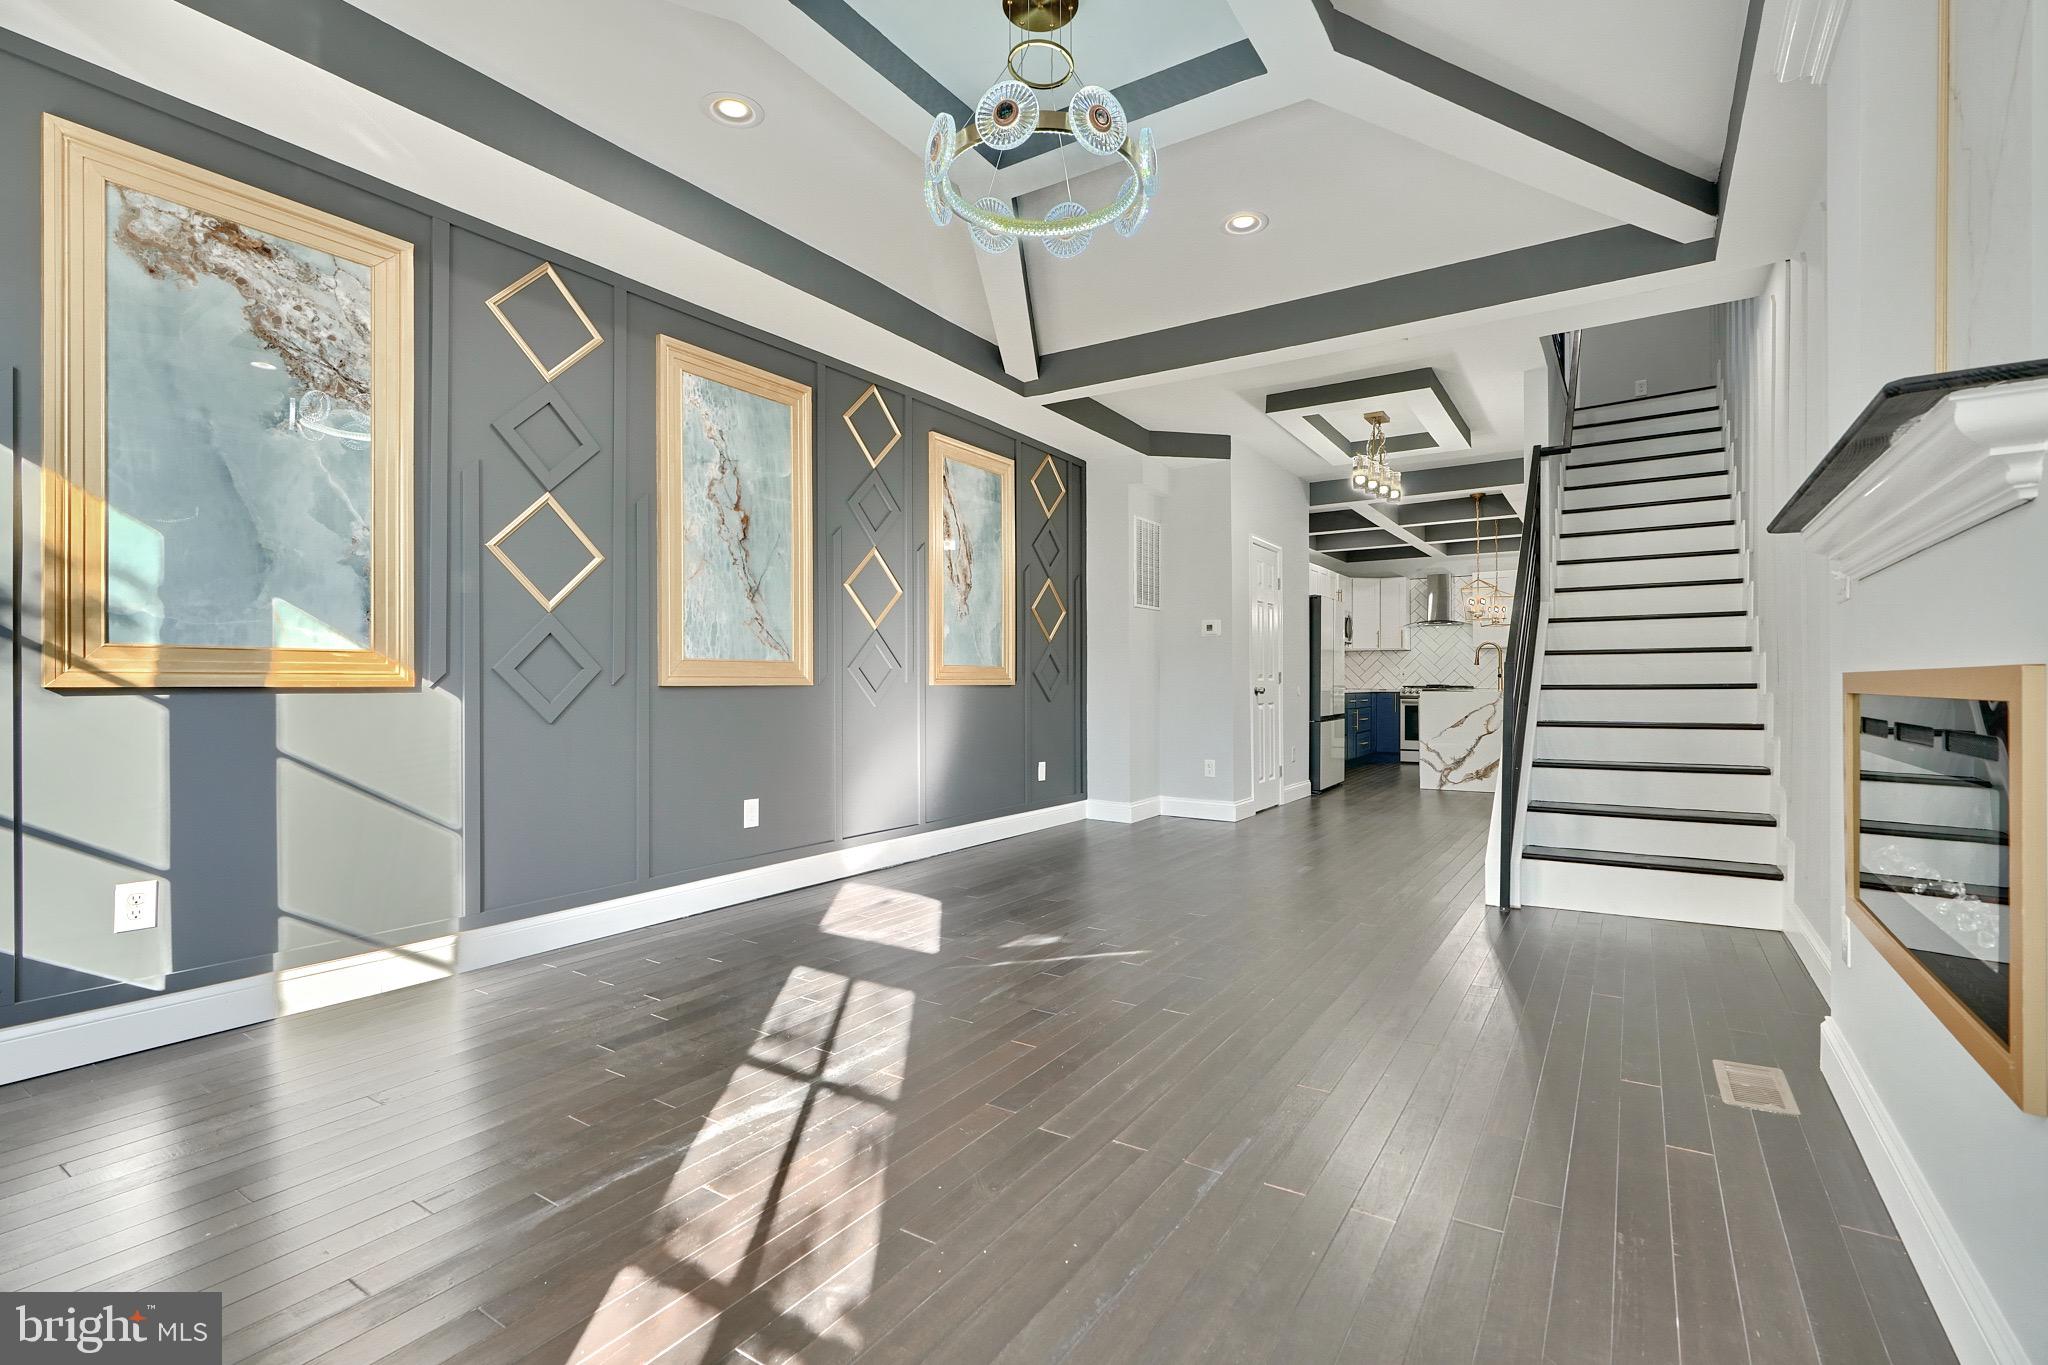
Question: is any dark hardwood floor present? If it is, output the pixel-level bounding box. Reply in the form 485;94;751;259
0;766;1952;1364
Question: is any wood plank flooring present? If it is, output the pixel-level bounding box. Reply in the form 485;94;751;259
0;766;1953;1364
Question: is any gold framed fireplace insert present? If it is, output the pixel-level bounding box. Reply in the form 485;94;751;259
1846;665;2046;1113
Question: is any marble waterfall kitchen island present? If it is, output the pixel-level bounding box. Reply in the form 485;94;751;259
1417;686;1503;792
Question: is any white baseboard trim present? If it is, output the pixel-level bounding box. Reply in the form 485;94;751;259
0;974;277;1087
1281;780;1312;805
0;801;1088;1087
459;801;1088;973
1085;796;1161;824
1819;1019;2022;1365
1157;796;1253;822
1782;904;1832;1001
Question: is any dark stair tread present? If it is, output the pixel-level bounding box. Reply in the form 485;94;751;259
1535;758;1769;775
1860;818;2009;846
1524;845;1785;881
1859;871;2010;906
1529;800;1776;827
1543;682;1758;690
1569;445;1729;473
1554;578;1745;593
1571;405;1721;432
1859;769;1997;789
1564;469;1731;493
1545;645;1752;655
1538;719;1764;731
1549;610;1747;623
1568;425;1724;451
1561;519;1735;538
1560;493;1733;515
1574;384;1717;412
1558;548;1741;566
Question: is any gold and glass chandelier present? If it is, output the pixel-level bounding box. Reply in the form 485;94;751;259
1348;411;1404;501
1460;492;1500;619
1485;515;1511;625
923;0;1158;259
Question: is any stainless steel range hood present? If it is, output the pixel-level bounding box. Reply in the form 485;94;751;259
1418;572;1463;625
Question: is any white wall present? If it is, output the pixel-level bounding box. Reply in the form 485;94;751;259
1157;462;1237;806
1736;5;2048;1359
1575;304;1724;407
1083;450;1166;808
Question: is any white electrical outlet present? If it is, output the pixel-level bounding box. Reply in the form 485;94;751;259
1203;759;1216;778
114;879;158;933
1633;378;1648;396
742;798;760;829
1037;761;1047;782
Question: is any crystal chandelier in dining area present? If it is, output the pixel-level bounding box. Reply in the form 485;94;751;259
923;0;1158;259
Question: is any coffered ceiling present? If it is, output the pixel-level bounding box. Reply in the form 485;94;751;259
319;0;1805;493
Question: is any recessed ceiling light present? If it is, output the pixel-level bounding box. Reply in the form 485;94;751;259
1222;210;1268;236
706;93;761;127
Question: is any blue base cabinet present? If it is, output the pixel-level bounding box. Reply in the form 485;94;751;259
1346;692;1400;764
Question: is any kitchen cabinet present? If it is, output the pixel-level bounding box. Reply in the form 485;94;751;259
1345;692;1400;763
1345;579;1410;651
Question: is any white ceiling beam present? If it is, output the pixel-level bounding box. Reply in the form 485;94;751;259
1220;0;1718;244
974;206;1041;382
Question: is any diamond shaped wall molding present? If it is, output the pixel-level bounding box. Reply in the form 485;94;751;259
486;262;604;381
487;490;606;612
1031;454;1067;516
1031;578;1067;642
492;383;602;489
842;383;902;467
843;546;904;630
493;615;602;723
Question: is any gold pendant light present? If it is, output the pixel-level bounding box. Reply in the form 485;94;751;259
1460;492;1500;619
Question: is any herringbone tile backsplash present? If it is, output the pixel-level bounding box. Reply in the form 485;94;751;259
1340;578;1509;692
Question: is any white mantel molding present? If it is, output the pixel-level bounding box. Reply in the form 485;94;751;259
1801;379;2048;596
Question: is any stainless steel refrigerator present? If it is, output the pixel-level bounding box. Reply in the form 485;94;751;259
1308;593;1346;791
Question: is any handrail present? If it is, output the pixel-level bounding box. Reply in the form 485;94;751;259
1496;443;1556;908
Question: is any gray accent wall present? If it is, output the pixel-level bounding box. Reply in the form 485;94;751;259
0;35;1086;1029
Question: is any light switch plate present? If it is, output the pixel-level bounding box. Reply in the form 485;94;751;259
1037;761;1046;781
742;798;760;829
1203;759;1216;778
1200;620;1222;636
114;879;158;933
1634;378;1648;395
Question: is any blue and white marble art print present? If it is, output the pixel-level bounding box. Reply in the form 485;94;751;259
103;185;375;650
938;456;1005;668
679;373;796;662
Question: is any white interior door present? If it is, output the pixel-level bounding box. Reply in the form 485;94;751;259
1251;538;1283;812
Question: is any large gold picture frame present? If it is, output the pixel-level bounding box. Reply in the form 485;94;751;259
1845;665;2047;1113
655;335;814;686
927;433;1016;686
41;115;415;689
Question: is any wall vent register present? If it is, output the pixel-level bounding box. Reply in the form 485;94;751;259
1133;515;1162;610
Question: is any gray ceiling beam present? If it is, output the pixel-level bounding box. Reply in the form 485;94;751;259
1310;509;1373;535
1309;457;1523;510
1396;493;1516;528
1268;368;1472;448
1423;517;1520;543
1313;530;1407;552
1333;546;1432;563
1046;399;1231;460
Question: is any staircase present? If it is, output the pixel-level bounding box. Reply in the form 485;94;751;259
1514;384;1787;928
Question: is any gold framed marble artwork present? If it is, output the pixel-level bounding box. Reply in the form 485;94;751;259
41;115;416;689
927;433;1016;686
655;335;815;686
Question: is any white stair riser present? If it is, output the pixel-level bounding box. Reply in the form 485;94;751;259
1860;832;2008;887
1567;450;1729;486
1572;409;1724;442
1562;472;1731;511
1526;811;1780;864
1562;497;1735;533
1555;552;1744;589
1856;780;2005;828
1548;582;1747;617
1518;858;1783;929
1540;688;1761;724
1532;764;1773;809
1574;388;1719;423
1536;726;1769;766
1542;651;1757;685
1545;615;1750;652
1559;523;1739;560
1569;429;1726;463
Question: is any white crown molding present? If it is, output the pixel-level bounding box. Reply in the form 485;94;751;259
1801;380;2048;596
1774;0;1852;85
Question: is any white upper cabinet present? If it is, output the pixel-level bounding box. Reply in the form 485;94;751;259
1342;578;1410;651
